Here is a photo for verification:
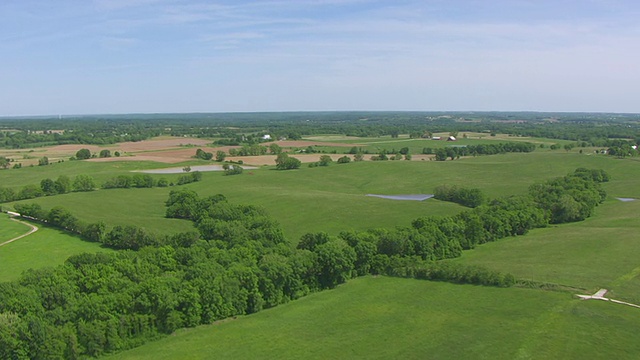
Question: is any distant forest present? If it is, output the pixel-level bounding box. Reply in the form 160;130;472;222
1;111;639;149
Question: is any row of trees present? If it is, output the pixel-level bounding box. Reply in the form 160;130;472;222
0;175;96;203
0;171;204;204
2;112;639;150
424;142;537;161
434;185;486;208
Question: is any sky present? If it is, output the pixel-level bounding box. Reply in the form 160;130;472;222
1;0;639;116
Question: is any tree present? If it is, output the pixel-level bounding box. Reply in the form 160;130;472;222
55;175;71;194
73;175;96;192
183;166;191;173
0;156;9;169
275;153;301;170
0;187;17;202
195;149;213;160
83;222;106;242
38;156;49;166
19;185;43;199
75;149;91;160
269;143;282;155
215;151;226;162
40;178;58;196
434;148;447;161
354;153;364;162
318;155;332;166
337;156;351;164
48;206;79;231
314;239;356;288
99;150;111;158
223;164;243;175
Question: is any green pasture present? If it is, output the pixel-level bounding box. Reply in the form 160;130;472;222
110;276;640;360
0;217;113;282
13;189;196;235
0;159;206;189
7;151;639;243
454;199;640;302
302;133;575;155
0;215;30;243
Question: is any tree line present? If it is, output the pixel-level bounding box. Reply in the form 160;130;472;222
3;112;638;152
423;142;536;161
0;168;608;358
0;172;203;204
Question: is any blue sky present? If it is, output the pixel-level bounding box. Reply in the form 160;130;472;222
1;0;639;115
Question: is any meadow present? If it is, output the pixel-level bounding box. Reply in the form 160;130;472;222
0;214;30;243
109;276;640;360
452;199;640;302
2;133;640;358
0;217;113;282
4;147;632;242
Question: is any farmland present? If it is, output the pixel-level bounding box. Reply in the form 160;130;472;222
1;112;640;358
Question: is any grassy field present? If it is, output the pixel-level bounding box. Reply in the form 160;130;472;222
0;214;31;243
0;216;114;282
110;276;640;360
452;199;640;302
6;151;638;243
303;132;575;155
3;135;640;358
0;159;204;189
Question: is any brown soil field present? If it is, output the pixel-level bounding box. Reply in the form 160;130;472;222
0;137;414;166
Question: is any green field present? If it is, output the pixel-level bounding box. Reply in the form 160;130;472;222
3;135;640;358
7;151;636;243
0;159;203;189
303;133;576;155
0;216;114;282
110;276;640;360
453;199;640;302
0;215;30;243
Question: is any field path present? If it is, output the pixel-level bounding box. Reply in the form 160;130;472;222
0;218;39;247
576;289;640;309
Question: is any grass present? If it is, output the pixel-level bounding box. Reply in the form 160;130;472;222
303;133;575;155
0;215;31;243
453;199;640;302
0;159;205;189
3;137;640;358
14;188;196;235
109;276;640;360
6;151;638;243
0;216;114;282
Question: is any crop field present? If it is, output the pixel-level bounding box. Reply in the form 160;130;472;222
110;276;640;360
